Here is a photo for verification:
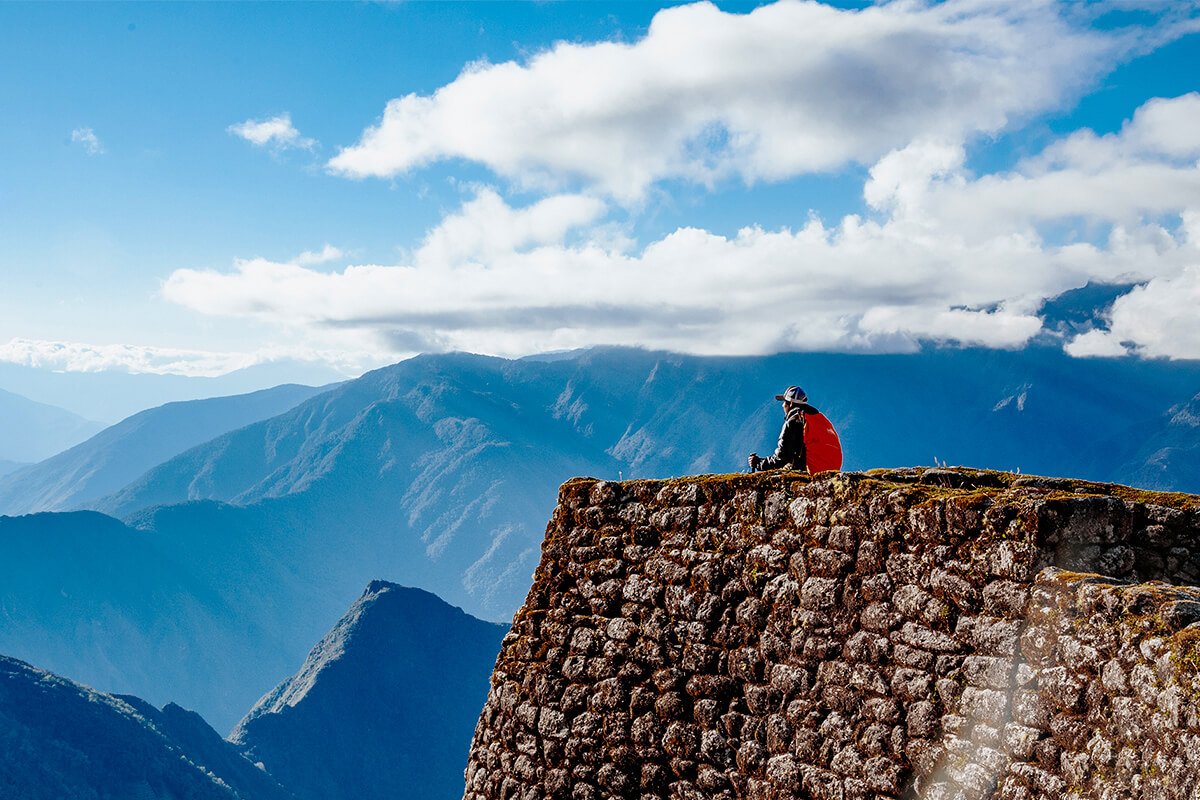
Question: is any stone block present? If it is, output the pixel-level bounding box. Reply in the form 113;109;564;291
963;655;1014;690
896;622;961;654
800;577;841;610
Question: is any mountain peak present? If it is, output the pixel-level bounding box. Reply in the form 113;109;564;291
232;581;507;800
363;577;393;593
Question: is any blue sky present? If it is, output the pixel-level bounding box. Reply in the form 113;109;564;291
1;1;1198;380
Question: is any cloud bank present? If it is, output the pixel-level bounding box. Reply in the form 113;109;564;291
165;94;1200;361
0;338;263;377
0;338;375;378
328;0;1121;198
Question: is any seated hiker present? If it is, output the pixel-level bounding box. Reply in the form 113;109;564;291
748;385;818;472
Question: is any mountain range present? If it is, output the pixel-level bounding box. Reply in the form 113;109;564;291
0;581;505;800
0;509;281;734
1;346;1198;732
0;382;332;516
0;388;103;463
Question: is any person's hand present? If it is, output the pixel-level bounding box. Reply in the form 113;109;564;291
748;453;760;471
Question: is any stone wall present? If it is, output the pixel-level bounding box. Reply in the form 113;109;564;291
462;468;1200;800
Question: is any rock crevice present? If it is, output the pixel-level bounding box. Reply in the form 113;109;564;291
463;468;1200;800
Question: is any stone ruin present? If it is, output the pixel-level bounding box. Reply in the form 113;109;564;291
462;468;1200;800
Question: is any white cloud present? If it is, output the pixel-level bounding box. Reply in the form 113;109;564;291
228;113;316;151
294;244;345;266
415;189;607;266
0;338;261;377
0;338;376;378
70;128;104;156
157;205;1069;356
1064;328;1130;358
859;306;1044;350
865;93;1200;239
1117;92;1200;160
165;93;1200;361
1067;266;1200;359
327;0;1126;198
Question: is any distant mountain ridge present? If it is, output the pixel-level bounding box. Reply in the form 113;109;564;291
0;387;103;463
0;459;26;478
0;654;291;800
89;344;1200;638
1117;391;1200;492
0;357;350;423
232;581;507;800
97;347;1200;523
110;347;1200;620
0;382;333;516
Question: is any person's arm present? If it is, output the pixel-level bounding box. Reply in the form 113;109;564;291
756;412;805;470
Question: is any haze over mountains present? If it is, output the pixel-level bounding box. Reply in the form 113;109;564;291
1;346;1198;733
0;460;26;478
0;508;283;733
0;388;103;463
0;357;349;424
0;382;333;516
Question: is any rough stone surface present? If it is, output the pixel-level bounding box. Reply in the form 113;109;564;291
462;468;1200;800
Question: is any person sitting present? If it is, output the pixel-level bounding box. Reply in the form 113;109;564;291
748;385;816;472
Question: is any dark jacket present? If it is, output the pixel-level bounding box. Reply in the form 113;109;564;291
755;407;807;471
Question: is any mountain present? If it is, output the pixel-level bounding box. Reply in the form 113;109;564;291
232;582;507;800
0;388;103;463
100;347;1200;516
1117;391;1200;491
0;382;334;516
0;357;350;424
1036;280;1138;341
0;460;26;478
91;347;1200;624
2;347;1198;731
0;654;291;800
99;351;622;620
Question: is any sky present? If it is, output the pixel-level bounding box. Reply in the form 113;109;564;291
2;0;1199;382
